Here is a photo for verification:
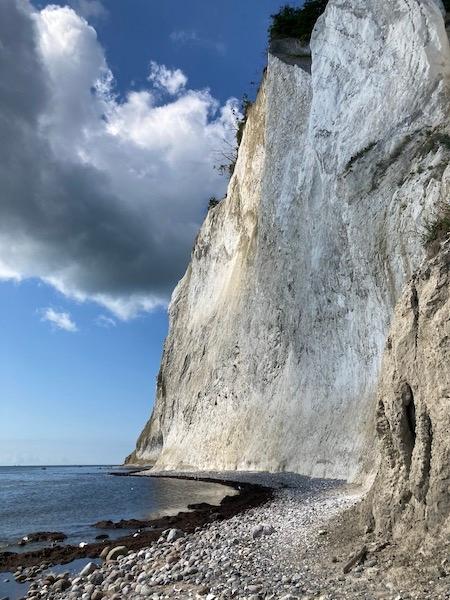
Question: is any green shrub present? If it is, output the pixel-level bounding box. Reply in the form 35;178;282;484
236;94;252;147
269;1;328;43
214;94;253;178
422;201;450;254
208;197;220;210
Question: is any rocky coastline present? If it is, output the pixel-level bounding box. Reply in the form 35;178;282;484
2;472;450;599
0;474;270;575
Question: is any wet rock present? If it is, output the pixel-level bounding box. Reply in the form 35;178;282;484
93;518;149;529
80;562;97;577
188;502;214;511
52;578;71;591
99;545;111;559
90;572;104;585
106;546;128;561
166;528;184;543
18;532;66;546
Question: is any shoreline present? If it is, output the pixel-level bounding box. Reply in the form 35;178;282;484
3;472;445;599
13;473;364;600
0;472;272;572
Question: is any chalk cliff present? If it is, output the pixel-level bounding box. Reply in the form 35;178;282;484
128;0;450;481
368;240;450;539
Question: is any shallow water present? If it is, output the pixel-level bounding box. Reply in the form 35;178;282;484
0;465;232;552
0;557;100;600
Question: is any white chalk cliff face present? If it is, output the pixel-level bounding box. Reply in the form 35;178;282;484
128;0;450;480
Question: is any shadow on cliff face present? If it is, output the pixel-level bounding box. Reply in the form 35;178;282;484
345;241;450;547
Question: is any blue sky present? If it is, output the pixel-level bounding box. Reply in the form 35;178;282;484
0;0;290;465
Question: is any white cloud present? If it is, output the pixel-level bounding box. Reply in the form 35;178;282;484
0;1;238;319
170;30;198;43
41;308;78;332
0;263;21;282
170;30;226;55
148;61;187;95
96;314;116;328
69;0;108;20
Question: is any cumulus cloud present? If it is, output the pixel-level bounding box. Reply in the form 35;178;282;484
0;1;237;318
41;308;78;332
148;61;187;95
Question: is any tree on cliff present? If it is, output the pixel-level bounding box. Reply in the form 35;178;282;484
269;1;328;43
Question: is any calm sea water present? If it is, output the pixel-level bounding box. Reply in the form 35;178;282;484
0;465;231;551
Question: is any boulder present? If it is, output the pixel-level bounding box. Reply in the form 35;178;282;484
99;545;110;559
166;528;184;543
52;578;71;591
90;572;104;585
252;524;275;539
106;546;127;561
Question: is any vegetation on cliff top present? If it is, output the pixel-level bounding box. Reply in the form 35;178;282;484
208;196;220;211
269;1;328;43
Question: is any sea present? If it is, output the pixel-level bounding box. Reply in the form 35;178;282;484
0;465;233;599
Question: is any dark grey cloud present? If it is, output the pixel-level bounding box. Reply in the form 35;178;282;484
0;0;236;317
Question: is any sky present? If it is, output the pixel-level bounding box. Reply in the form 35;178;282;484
0;0;291;465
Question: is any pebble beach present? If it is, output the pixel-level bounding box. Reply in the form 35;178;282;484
6;472;449;600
